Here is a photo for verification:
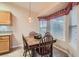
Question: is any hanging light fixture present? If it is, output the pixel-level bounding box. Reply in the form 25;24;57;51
28;2;32;23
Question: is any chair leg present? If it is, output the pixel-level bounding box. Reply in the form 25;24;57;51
23;50;32;57
28;50;32;57
23;52;26;57
23;50;27;57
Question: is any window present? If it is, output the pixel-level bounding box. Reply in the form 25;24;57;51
39;20;47;35
50;16;64;40
70;6;77;48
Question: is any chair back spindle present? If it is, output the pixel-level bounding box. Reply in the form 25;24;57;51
36;32;53;56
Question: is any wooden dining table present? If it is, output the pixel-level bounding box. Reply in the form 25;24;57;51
25;36;56;57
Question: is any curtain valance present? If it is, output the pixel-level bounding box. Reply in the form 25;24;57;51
38;2;79;21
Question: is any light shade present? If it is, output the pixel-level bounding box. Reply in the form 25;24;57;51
28;17;32;23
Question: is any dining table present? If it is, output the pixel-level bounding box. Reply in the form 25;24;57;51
25;36;56;57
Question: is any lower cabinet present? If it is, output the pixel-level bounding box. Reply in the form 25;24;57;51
0;35;11;54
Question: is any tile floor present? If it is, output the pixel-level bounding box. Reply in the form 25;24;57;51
0;47;68;57
53;47;68;57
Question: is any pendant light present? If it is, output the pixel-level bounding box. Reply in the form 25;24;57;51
28;2;32;23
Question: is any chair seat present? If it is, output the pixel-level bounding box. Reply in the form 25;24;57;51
36;47;50;55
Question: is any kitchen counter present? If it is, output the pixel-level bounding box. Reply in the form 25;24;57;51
0;32;12;36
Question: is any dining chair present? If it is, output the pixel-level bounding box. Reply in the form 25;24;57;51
22;35;31;57
35;33;53;57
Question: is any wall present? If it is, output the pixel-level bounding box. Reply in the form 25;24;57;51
0;3;39;48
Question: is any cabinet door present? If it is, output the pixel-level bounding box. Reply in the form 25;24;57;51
0;12;11;25
0;36;10;54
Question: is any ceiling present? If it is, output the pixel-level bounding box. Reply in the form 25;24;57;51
11;2;68;17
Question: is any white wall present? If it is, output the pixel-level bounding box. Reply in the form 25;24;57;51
0;3;39;48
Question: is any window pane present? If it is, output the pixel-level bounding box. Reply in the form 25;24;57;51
39;20;47;35
71;7;77;25
40;21;47;27
70;6;77;49
71;26;77;40
50;16;64;40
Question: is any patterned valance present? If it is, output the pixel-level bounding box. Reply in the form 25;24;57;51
72;2;79;6
38;2;79;21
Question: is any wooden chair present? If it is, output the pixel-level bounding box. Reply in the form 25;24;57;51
22;35;31;57
35;33;53;57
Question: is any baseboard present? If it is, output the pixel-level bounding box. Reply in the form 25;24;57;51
53;45;72;57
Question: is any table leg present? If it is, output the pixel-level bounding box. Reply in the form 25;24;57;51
31;48;36;57
50;44;53;57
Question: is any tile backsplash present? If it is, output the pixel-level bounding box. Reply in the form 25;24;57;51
0;26;12;33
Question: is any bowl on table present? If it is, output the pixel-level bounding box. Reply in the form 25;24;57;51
34;33;42;40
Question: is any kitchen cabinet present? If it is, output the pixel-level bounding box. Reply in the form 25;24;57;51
0;35;11;54
0;11;11;25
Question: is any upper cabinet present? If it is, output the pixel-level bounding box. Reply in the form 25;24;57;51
0;11;11;25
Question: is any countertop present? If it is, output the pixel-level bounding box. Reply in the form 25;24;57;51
0;32;12;36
